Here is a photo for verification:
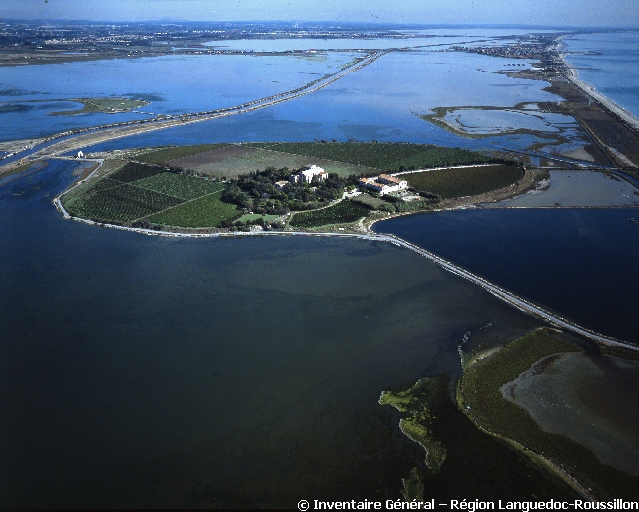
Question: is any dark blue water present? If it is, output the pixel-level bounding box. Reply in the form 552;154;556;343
374;209;639;343
1;161;546;507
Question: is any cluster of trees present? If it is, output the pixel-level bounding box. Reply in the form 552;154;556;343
221;166;346;215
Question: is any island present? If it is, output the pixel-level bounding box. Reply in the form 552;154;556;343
49;97;150;116
56;142;531;233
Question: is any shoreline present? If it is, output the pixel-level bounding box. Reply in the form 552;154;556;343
557;45;639;131
53;191;639;354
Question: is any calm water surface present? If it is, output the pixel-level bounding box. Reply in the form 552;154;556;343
1;161;551;507
0;53;351;142
81;49;572;154
374;209;639;343
563;31;639;118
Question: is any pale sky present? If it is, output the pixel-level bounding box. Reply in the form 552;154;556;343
1;0;638;27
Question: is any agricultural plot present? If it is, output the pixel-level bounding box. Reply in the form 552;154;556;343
131;172;224;201
349;193;387;209
65;184;184;223
252;142;490;172
403;165;523;199
148;192;240;228
167;145;256;170
109;162;167;183
288;200;370;228
80;177;124;196
136;144;229;164
236;213;281;223
167;145;378;178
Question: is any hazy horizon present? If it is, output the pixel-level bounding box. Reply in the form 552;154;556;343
3;19;638;30
2;0;638;28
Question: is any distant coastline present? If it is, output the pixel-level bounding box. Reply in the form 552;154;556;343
557;39;639;131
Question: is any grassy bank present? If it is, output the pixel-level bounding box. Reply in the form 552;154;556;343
458;328;639;500
379;379;447;473
379;375;578;502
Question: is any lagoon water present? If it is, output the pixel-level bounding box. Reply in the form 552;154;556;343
495;170;639;207
563;31;639;118
1;161;565;507
202;28;564;53
373;209;639;343
4;27;639;506
0;52;352;142
2;28;585;153
80;49;574;155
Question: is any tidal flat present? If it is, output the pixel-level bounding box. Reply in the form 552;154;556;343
502;351;639;477
457;329;639;499
494;170;639;207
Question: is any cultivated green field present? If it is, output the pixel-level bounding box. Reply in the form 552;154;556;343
459;328;639;500
109;161;166;183
147;192;240;228
61;161;231;226
236;213;280;223
64;183;184;223
288;200;370;228
404;165;523;199
250;142;491;172
132;173;224;200
62;143;520;229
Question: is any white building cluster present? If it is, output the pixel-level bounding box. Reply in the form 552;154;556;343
359;174;407;196
289;165;328;184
